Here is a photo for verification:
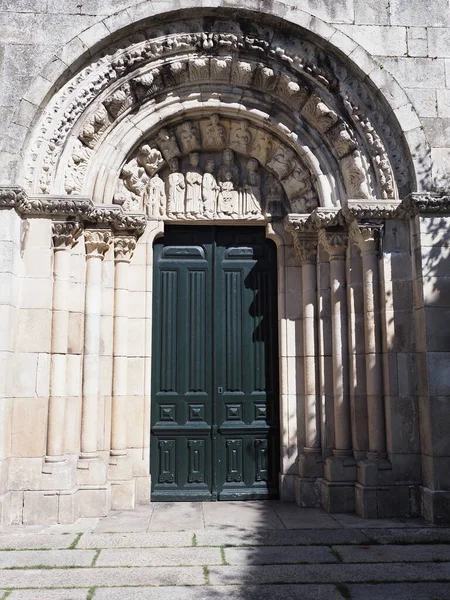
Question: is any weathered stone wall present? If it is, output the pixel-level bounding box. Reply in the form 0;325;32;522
0;0;449;525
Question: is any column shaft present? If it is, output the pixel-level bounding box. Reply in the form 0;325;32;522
80;231;110;458
357;226;386;457
46;222;80;462
111;237;136;456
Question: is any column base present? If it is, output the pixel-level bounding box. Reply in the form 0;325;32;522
324;453;356;482
421;487;450;524
279;473;295;501
295;475;322;508
355;483;420;519
357;456;392;486
76;484;111;518
111;480;136;510
108;454;133;481
322;454;356;513
77;456;107;486
41;459;75;490
298;452;324;478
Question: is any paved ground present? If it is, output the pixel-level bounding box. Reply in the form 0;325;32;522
0;502;450;599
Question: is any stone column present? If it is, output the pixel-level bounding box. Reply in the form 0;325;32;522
352;225;386;458
45;222;80;466
319;229;356;512
294;235;323;507
79;230;111;463
109;236;137;509
110;236;136;457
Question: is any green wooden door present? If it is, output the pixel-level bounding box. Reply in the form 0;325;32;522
151;226;279;501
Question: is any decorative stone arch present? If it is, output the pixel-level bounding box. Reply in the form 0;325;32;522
0;5;437;522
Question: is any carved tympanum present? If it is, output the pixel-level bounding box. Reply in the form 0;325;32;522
114;117;320;220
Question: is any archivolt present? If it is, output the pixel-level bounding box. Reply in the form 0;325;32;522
23;17;410;210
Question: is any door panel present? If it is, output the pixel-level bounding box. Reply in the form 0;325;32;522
151;226;279;501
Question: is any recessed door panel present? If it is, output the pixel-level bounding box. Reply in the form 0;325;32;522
151;226;279;501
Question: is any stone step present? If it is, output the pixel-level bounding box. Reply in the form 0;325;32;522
0;549;95;568
334;543;450;563
96;547;222;567
208;562;450;585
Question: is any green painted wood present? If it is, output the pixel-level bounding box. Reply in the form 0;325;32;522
151;226;279;501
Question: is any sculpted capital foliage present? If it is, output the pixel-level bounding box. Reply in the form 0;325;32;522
114;236;137;262
319;229;348;258
52;221;82;250
84;230;112;259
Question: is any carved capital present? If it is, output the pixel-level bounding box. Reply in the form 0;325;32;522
114;236;136;263
311;208;346;229
52;221;82;250
343;200;401;222
319;229;348;258
294;237;318;264
0;187;27;209
350;223;382;256
84;230;111;259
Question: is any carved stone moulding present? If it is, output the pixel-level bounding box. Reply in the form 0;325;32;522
0;189;147;237
22;18;404;206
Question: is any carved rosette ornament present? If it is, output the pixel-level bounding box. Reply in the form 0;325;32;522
114;236;136;263
84;230;111;259
52;221;82;250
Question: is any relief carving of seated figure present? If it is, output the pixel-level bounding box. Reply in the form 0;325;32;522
243;158;262;215
217;148;240;216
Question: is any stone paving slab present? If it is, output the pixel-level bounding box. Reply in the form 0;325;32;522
208;562;450;584
202;502;286;530
94;512;152;533
195;528;370;546
93;584;343;599
0;566;205;588
271;506;342;529
332;514;410;528
7;590;89;599
77;532;194;548
0;549;96;568
46;519;100;534
348;582;450;599
335;543;450;563
96;547;222;566
224;545;338;565
363;528;450;544
0;534;76;550
149;503;203;531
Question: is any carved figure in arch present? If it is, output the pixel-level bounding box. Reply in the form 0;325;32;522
231;120;252;155
251;131;273;165
156;128;180;161
217;149;239;217
290;196;319;213
267;145;296;180
202;159;219;218
176;121;200;154
281;166;311;201
204;114;227;150
185;152;203;217
147;173;166;218
218;148;240;188
243;158;262;216
137;145;164;177
264;175;284;218
166;158;185;216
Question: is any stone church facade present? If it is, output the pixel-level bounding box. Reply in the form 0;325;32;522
0;0;449;526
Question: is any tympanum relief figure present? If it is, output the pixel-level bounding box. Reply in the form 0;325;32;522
185;152;203;217
204;114;227;150
243;158;262;215
217;148;240;217
166;158;186;216
147;173;166;218
202;159;219;218
177;121;200;154
156;128;180;161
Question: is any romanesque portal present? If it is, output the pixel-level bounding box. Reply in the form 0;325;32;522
0;8;448;526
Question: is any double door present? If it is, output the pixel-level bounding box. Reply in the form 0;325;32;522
151;226;279;501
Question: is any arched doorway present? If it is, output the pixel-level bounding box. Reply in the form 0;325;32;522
2;7;429;524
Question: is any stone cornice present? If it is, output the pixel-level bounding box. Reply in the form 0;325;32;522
398;193;450;217
0;187;147;236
